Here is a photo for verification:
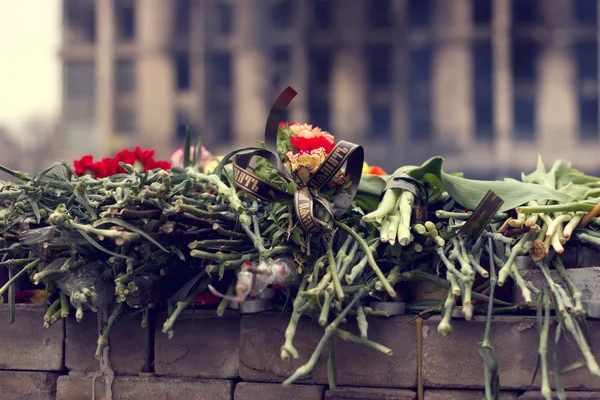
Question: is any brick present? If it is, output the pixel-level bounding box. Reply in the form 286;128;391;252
234;382;324;400
422;316;600;390
56;375;233;400
240;312;329;384
66;310;150;375
325;387;416;400
425;389;519;399
0;305;63;371
514;267;600;309
154;310;239;379
0;371;59;400
334;316;417;388
240;313;417;388
519;391;600;399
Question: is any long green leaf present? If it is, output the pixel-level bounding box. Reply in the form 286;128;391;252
93;218;170;253
183;127;191;168
77;229;129;259
389;157;576;211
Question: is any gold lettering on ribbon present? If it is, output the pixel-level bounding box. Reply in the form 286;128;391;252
310;146;350;189
233;166;260;194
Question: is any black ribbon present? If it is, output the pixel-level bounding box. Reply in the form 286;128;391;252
231;87;364;235
383;172;430;225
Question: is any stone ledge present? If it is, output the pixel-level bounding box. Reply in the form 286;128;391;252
514;267;600;309
424;389;519;399
0;305;64;371
0;371;59;400
56;375;233;400
154;310;239;379
519;391;600;399
234;382;324;400
422;316;600;390
65;310;150;375
239;313;417;388
325;387;416;399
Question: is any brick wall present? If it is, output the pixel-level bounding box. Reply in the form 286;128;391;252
0;305;599;399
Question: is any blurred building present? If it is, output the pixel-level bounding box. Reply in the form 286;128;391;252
61;0;600;178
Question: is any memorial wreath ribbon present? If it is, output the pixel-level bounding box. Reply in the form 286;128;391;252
231;87;365;235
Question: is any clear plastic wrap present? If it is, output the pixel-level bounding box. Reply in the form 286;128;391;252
125;273;160;309
57;261;114;312
253;258;300;294
19;224;87;259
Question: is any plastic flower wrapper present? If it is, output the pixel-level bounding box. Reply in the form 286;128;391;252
56;261;115;321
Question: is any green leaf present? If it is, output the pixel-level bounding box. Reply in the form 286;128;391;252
93;218;170;253
183;127;191;168
391;157;575;211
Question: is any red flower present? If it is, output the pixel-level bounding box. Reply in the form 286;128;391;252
74;155;94;175
73;147;171;178
290;135;335;154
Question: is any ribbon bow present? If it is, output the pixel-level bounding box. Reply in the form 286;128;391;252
231;87;364;235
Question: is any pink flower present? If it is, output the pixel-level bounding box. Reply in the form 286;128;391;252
170;146;214;170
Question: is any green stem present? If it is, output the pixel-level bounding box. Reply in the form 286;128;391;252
0;258;41;303
327;337;337;389
217;281;236;317
319;291;332;327
325;238;344;301
516;203;595;214
334;221;396;297
283;282;375;386
95;303;124;359
281;278;308;360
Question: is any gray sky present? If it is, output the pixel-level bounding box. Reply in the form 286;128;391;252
0;1;60;141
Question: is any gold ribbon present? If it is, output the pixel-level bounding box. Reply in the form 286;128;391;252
231;87;364;235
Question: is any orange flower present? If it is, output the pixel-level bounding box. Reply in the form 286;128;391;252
362;163;387;176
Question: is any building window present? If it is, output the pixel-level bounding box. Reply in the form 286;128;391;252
577;41;599;139
368;0;393;28
312;0;332;30
115;108;136;133
473;42;494;140
213;53;232;88
271;46;291;94
115;0;135;42
64;0;95;44
408;48;432;139
511;40;538;140
209;51;233;145
408;0;432;28
116;59;135;95
472;0;492;25
175;110;194;142
217;3;233;35
176;0;191;37
66;62;95;101
309;48;332;129
175;52;191;90
370;106;392;140
576;0;597;26
511;0;536;25
367;44;392;89
269;1;293;30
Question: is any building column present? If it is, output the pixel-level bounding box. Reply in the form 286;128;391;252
330;0;368;143
492;0;513;171
289;1;310;125
537;0;577;151
95;0;115;157
233;0;269;147
190;0;207;141
136;0;175;158
432;0;472;147
392;0;409;161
